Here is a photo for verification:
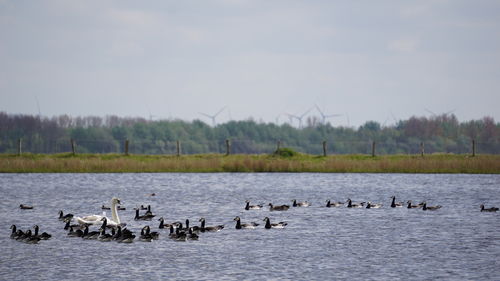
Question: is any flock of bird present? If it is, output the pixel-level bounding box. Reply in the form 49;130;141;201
10;196;498;244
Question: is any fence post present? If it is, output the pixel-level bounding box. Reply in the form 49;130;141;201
371;141;376;157
420;142;424;157
176;140;181;157
322;140;327;157
472;139;476;157
17;138;22;156
225;139;230;155
124;139;129;156
71;139;76;156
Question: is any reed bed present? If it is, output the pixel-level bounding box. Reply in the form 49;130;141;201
0;153;499;173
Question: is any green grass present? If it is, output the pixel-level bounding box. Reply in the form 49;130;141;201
1;152;499;173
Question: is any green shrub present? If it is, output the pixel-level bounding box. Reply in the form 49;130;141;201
273;147;298;158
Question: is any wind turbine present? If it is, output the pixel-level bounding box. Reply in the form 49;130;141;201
286;107;313;129
199;106;227;126
314;104;342;125
425;108;456;118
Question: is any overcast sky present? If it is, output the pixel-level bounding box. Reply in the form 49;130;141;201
1;0;499;127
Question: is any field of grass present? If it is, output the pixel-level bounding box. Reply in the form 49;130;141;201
1;152;499;173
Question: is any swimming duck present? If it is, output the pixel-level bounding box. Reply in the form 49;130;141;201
19;204;34;209
63;219;82;230
233;216;259;229
199;218;224;232
101;205;111;210
263;217;287;229
245;201;263;210
187;228;199;240
139;226;153;242
67;226;84;237
326;200;343;208
390;196;404;208
292;200;311;207
406;201;421;209
422;202;442;211
82;225;100;239
10;225;23;239
173;228;187;242
33;225;51;240
158;217;175;229
117;206;126;210
22;230;41;244
113;226;135;243
58;210;74;221
346;199;364;208
145;226;159;240
366;202;383;209
480;204;499;212
134;209;152;221
268;203;290;211
98;228;113;242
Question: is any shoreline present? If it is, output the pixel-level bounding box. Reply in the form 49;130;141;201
1;153;499;174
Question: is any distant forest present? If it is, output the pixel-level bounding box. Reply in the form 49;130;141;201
1;112;499;155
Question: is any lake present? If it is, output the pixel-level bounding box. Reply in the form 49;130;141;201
1;173;499;280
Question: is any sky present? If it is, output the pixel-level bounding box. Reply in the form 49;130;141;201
1;0;499;127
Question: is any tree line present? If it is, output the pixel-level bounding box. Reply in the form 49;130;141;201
0;112;498;155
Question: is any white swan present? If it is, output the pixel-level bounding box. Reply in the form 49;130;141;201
75;197;122;226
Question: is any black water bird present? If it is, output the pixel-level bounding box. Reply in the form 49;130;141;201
390;196;404;208
422;202;442;211
292;199;311;207
58;210;74;221
480;204;499;212
406;201;421;209
346;199;364;208
20;204;34;209
326;200;343;208
263;217;287;229
98;228;113;242
158;217;174;229
67;226;84;237
233;216;259;229
199;218;224;232
268;203;290;211
245;201;263;210
33;225;51;240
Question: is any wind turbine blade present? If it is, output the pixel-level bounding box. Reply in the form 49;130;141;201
314;104;325;118
199;112;213;118
214;106;227;117
325;114;342;118
424;108;436;116
300;107;314;118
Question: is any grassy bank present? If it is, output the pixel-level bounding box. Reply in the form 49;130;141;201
1;153;499;173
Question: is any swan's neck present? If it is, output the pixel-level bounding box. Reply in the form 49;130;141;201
391;197;396;207
111;200;120;224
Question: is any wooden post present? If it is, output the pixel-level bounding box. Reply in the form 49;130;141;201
176;140;181;157
472;139;476;157
17;138;22;156
225;139;230;155
322;140;327;157
124;139;129;156
371;141;376;157
71;139;76;155
420;142;424;157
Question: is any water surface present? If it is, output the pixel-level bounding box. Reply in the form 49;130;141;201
1;173;499;280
